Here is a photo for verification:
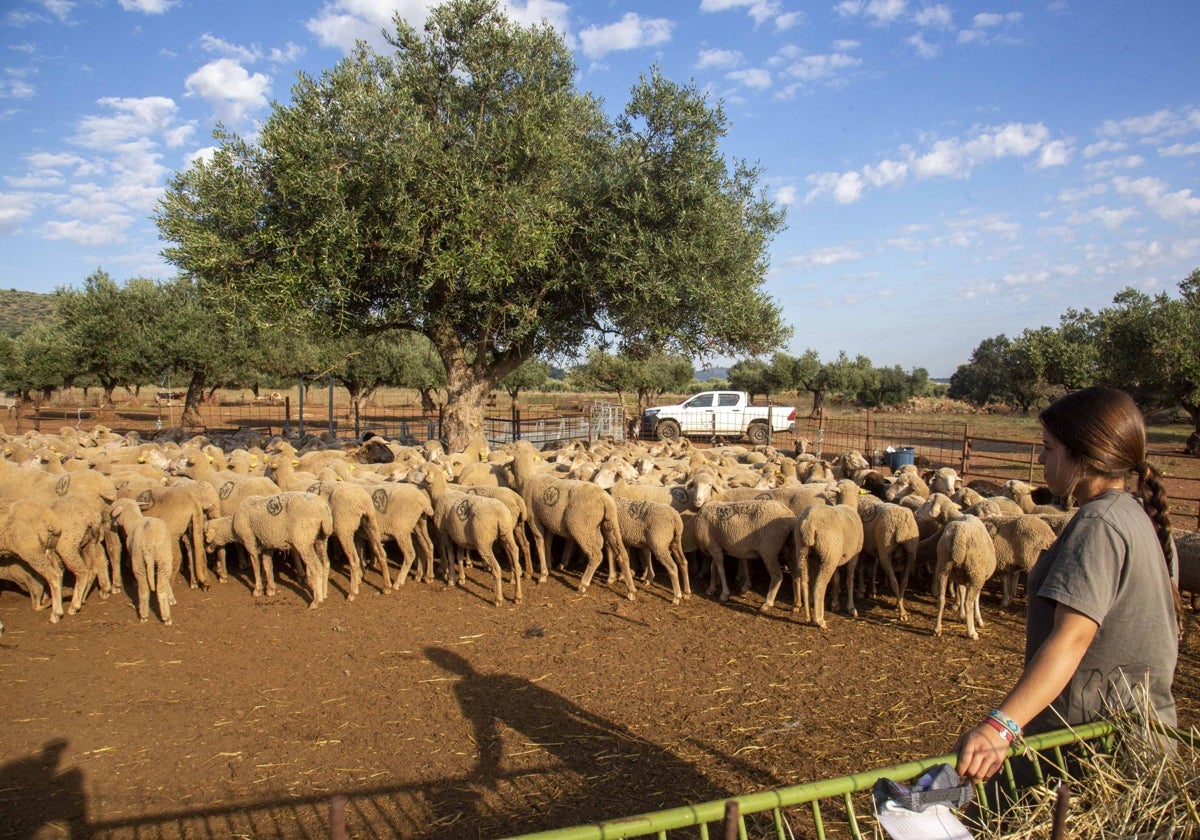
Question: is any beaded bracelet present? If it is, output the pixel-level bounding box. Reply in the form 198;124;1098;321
982;715;1015;743
987;708;1022;739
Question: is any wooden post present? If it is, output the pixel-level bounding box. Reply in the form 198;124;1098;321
961;420;971;476
865;410;874;463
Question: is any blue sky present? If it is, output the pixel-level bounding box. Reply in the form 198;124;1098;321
1;0;1198;377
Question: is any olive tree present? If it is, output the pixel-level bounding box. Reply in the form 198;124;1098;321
156;0;787;450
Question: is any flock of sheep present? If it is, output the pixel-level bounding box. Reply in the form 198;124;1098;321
0;423;1196;640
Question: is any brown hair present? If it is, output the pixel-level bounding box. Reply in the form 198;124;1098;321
1038;386;1173;563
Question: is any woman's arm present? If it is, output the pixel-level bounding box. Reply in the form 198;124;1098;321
955;604;1098;782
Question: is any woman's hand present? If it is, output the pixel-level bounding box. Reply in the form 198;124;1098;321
955;723;1011;783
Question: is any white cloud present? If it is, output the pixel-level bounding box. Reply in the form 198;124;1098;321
913;4;953;28
700;0;789;27
41;0;76;23
696;48;741;69
1113;175;1200;221
39;217;133;246
1099;109;1176;138
269;42;306;64
784;50;861;82
0;68;36;100
73;96;179;148
579;13;672;60
806;122;1063;204
0;192;37;232
185;59;270;124
199;34;262;64
957;11;1022;45
1159;142;1200;157
775;185;797;204
905;33;940;59
834;0;908;25
1058;183;1107;203
118;0;180;13
727;68;771;89
1083;139;1126;158
1083;154;1144;178
1066;206;1138;230
1037;140;1071;168
784;245;863;270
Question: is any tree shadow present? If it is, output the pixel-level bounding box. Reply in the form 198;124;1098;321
0;738;90;840
418;645;731;838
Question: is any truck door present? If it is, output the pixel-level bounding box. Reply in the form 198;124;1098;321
678;392;714;433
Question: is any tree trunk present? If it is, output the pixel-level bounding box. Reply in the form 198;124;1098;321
1184;401;1200;456
441;363;496;453
810;389;825;418
181;371;207;429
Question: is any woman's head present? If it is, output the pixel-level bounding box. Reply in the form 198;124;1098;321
1039;385;1172;557
1037;386;1147;490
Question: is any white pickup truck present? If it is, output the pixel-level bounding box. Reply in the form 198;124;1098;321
640;391;796;446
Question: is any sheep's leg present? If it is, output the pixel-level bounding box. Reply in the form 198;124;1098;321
707;548;732;602
1000;570;1015;608
157;564;174;625
367;528;391;592
653;545;682;605
810;561;837;629
878;550;908;621
512;520;534;583
734;557;752;595
638;545;654;585
933;562;950;637
574;532;604;594
135;554;152;622
790;547;811;621
104;529;124;595
60;544;93;616
339;534;363;601
31;551;65;624
964;585;981;640
315;537;331;603
500;532;522;604
476;541;505;606
759;554;785;612
393;532;420;587
260;551;276;598
671;538;691;600
843;555;859;619
972;587;985;630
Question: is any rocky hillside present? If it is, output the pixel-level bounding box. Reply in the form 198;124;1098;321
0;289;55;338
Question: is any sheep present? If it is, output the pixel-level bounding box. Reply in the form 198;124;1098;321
980;513;1057;607
856;494;920;621
1173;529;1200;609
362;482;437;587
459;484;533;584
611;496;690;605
884;465;931;505
508;443;636;600
928;467;961;497
694;499;794;608
49;494;110;616
0;557;48;611
230;492;334;608
0;500;64;622
108;498;178;624
933;514;997;640
304;480;390;600
965;495;1025;518
116;483;208;591
998;479;1073;516
412;465;522;606
792;480;863;627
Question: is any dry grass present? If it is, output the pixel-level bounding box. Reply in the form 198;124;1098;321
969;705;1200;839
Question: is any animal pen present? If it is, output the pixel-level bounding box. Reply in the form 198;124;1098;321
9;396;1200;526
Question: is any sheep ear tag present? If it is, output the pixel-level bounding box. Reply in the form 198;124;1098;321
873;764;974;839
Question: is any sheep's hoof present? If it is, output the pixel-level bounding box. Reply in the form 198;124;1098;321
625;590;636;601
577;584;589;596
189;582;198;590
163;618;173;626
98;589;111;601
66;606;79;616
50;612;62;624
670;596;681;606
217;576;227;584
139;616;149;623
816;620;828;630
346;593;357;602
537;575;547;585
308;601;320;610
265;588;276;598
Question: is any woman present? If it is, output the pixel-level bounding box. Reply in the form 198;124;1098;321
955;386;1178;784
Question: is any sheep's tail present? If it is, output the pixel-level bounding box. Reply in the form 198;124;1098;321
599;493;628;564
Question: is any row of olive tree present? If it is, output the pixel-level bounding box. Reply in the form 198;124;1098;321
948;270;1200;451
566;347;932;415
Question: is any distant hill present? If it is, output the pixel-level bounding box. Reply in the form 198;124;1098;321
695;367;729;381
0;289;55;338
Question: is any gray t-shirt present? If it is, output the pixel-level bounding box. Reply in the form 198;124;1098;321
1025;489;1177;734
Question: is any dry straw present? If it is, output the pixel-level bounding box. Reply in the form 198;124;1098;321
968;699;1200;840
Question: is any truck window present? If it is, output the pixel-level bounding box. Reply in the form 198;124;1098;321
684;394;714;409
717;393;740;407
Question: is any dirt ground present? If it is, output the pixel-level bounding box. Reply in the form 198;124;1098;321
2;553;1198;840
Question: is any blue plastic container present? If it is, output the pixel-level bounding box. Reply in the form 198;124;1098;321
886;446;915;471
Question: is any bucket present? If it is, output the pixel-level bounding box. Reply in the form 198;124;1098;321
886;447;915;471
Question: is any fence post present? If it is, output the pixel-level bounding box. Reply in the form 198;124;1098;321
283;396;292;438
512;404;521;442
961;421;971;476
1029;443;1038;484
865;410;874;463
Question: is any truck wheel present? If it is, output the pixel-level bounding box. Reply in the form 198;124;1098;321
747;422;771;446
656;419;681;441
